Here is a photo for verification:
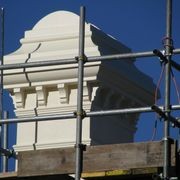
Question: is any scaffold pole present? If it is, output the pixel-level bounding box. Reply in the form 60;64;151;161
163;0;172;179
75;6;86;180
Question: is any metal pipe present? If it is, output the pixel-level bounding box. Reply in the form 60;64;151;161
170;104;180;110
0;58;76;70
87;49;180;62
88;50;155;62
0;113;76;124
0;7;4;172
0;8;4;118
86;106;154;117
173;48;180;54
0;48;179;71
163;0;172;179
2;111;8;172
75;6;85;180
86;105;180;118
0;105;179;125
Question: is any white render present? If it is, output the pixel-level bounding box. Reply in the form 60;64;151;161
4;11;157;152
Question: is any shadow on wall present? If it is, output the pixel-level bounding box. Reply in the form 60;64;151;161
89;25;141;145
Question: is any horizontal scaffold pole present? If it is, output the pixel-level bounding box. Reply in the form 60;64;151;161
86;105;180;117
0;113;76;124
87;48;180;62
0;49;180;70
0;105;179;125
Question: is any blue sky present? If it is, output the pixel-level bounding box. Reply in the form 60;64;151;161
1;0;180;170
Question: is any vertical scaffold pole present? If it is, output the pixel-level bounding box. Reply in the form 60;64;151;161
2;111;8;172
163;0;172;179
0;8;4;172
75;6;85;180
0;7;4;123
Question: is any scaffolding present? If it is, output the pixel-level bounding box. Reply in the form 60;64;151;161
0;0;180;180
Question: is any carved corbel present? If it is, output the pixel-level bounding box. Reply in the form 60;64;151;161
102;89;114;109
116;94;127;108
92;87;108;108
57;84;69;104
83;81;91;102
127;100;141;122
14;88;25;109
128;100;139;108
36;86;47;107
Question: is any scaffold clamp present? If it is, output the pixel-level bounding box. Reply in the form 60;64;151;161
73;109;86;119
74;143;87;151
75;55;87;63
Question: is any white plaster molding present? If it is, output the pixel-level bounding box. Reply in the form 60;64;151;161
35;139;91;150
13;144;35;152
15;103;92;118
15;109;36;118
13;139;91;152
31;76;97;87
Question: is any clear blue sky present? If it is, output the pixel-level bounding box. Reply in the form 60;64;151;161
1;0;180;171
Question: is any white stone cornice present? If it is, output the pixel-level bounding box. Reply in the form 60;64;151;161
15;108;36;118
13;139;91;152
13;144;35;152
15;103;92;118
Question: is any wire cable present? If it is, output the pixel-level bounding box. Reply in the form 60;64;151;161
171;69;180;104
151;64;165;141
154;65;165;104
171;68;180;149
